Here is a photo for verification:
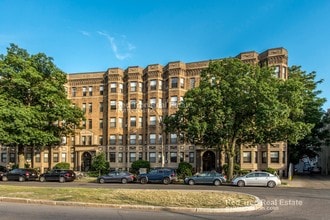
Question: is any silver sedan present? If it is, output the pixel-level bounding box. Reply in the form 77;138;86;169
232;171;281;188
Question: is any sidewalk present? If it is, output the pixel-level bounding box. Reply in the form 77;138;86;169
282;174;330;189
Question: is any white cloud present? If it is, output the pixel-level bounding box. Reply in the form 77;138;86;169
97;31;135;60
80;30;90;36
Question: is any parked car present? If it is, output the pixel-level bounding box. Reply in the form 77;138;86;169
0;165;8;180
39;169;76;183
2;168;39;182
184;171;227;186
97;171;135;184
137;168;177;184
231;171;281;188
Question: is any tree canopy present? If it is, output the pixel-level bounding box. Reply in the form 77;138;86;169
164;58;324;179
0;44;84;167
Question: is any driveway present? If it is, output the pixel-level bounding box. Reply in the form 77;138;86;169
282;174;330;189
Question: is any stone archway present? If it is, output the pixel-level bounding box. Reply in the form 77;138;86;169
202;151;216;171
81;152;92;172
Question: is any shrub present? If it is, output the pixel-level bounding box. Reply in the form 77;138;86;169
131;160;150;174
53;162;70;170
177;162;193;179
91;152;110;176
265;167;278;175
222;163;241;175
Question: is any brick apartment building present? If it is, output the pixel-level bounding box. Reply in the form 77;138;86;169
0;47;288;175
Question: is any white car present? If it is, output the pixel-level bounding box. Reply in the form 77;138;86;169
232;171;281;188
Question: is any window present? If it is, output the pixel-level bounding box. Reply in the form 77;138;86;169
1;153;7;163
61;153;67;162
130;134;136;145
150;80;157;90
72;87;77;97
139;117;143;127
129;152;136;162
53;153;59;163
190;78;196;88
110;135;116;145
283;151;286;163
110;100;116;110
274;66;280;78
159;80;162;90
119;83;123;93
35;153;41;163
180;78;185;88
130;82;137;92
170;133;177;144
149;134;156;144
44;153;49;163
150;116;157;126
262;151;267;163
270;151;279;163
189;152;194;163
110;152;116;162
138;152;143;160
110;83;117;93
82;103;86;113
150;98;156;108
118;118;123;128
149;152;156;163
87;136;92;145
82;120;86;129
110;118;116;128
99;119;103;129
118;135;123;144
130;99;137;109
158;98;162;109
82;87;87;96
71;153;74;163
139;82;143;92
118;152;123;163
130;116;136;127
170;96;178;107
171;77;178;88
99;102;103;112
170;152;177;163
282;67;287;79
88;119;92;129
26;153;32;161
88;103;92;113
138;134;143;145
255;152;258;163
180;152;184;162
99;136;103;145
99;85;104;95
82;136;86;145
88;86;93;96
118;101;123;111
243;151;251;163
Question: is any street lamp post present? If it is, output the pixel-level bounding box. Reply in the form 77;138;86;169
149;106;165;167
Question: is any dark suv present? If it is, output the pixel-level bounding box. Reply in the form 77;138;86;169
2;168;39;182
39;169;76;183
137;168;177;184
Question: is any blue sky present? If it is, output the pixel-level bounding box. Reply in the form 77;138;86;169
1;0;330;110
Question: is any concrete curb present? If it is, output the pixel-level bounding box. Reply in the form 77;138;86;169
0;195;263;213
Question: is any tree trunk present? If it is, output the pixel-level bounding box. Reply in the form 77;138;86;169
18;145;25;168
227;152;235;181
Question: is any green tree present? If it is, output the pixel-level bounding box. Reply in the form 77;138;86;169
131;160;150;174
0;44;84;168
177;162;193;179
91;152;109;176
165;59;322;180
53;162;71;170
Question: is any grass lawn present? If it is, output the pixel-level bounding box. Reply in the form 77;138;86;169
0;185;257;208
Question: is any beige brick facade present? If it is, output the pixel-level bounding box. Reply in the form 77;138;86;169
0;47;288;175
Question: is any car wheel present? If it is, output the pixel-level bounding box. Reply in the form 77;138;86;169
39;177;46;182
188;179;195;185
18;176;25;182
121;178;128;184
267;181;276;188
140;177;147;184
214;179;221;186
99;178;105;184
163;177;170;185
237;180;245;187
2;176;8;182
59;177;65;183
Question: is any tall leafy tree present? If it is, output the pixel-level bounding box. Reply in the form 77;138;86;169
165;58;321;180
0;44;84;168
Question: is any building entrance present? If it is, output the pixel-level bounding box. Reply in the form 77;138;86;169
202;151;216;171
81;152;92;171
